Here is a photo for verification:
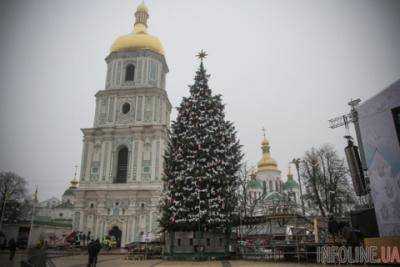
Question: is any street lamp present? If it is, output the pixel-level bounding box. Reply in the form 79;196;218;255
291;158;305;216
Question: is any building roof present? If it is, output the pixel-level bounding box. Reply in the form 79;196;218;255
62;188;75;196
265;191;285;202
110;3;164;55
39;197;61;208
33;218;72;228
55;201;74;209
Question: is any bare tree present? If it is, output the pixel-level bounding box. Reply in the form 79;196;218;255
300;145;357;217
237;163;261;216
236;163;268;236
0;171;28;220
2;198;33;223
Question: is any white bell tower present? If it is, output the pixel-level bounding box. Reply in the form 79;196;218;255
73;2;171;247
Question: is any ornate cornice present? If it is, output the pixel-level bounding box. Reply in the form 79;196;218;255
80;125;167;138
95;87;168;97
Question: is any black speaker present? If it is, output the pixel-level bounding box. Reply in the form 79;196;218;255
345;139;367;196
350;208;379;238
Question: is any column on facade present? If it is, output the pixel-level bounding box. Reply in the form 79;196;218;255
136;138;143;182
103;139;112;182
80;142;87;181
151;138;156;181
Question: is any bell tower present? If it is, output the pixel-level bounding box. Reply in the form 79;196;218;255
73;2;171;246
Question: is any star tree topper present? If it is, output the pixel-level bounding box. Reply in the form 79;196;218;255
196;50;208;61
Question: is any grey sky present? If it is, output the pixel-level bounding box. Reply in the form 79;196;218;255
1;0;399;200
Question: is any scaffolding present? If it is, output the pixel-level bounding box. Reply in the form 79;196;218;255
235;200;329;262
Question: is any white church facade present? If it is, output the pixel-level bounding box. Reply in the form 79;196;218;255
73;3;171;246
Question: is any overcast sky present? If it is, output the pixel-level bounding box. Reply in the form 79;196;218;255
0;0;399;200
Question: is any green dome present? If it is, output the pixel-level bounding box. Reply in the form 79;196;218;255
63;188;75;196
248;178;263;190
283;177;298;191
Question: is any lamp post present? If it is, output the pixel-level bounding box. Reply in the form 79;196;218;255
291;159;305;216
28;186;38;248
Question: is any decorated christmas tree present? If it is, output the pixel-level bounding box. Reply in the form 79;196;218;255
160;51;242;233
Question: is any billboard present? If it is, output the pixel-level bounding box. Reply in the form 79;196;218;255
357;79;400;237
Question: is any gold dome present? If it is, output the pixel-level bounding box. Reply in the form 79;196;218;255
110;2;164;55
111;33;164;55
257;137;279;172
70;177;78;189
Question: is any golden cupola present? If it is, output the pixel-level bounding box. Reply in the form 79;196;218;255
63;169;79;196
110;2;164;55
257;135;279;172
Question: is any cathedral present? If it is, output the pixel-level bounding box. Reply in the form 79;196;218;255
73;2;171;246
247;134;301;216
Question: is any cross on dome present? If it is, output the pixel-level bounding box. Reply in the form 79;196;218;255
262;127;266;138
70;164;79;188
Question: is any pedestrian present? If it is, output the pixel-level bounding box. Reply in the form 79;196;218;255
93;238;102;266
0;232;5;250
82;233;86;246
87;239;95;267
79;232;83;246
75;232;80;246
8;238;17;261
87;231;91;244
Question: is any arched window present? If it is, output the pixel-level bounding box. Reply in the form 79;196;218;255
269;181;273;192
115;146;128;183
125;64;135;81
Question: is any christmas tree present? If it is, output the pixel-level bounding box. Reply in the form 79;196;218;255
160;51;242;233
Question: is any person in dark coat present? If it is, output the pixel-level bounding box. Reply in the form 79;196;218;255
8;238;17;261
93;239;102;266
87;240;95;267
88;239;102;267
0;232;5;250
82;233;87;246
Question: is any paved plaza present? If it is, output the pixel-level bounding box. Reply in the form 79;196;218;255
0;253;380;267
52;254;378;267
